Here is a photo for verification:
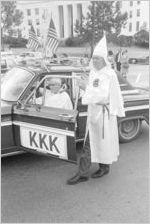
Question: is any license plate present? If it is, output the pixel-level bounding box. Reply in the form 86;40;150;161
20;126;67;159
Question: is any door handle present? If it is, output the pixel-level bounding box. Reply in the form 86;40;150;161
59;113;74;120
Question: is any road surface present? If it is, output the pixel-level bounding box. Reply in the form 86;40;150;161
1;122;149;223
127;64;149;88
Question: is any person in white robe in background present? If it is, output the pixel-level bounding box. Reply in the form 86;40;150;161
67;34;125;185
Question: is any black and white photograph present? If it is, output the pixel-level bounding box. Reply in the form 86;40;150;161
1;0;149;223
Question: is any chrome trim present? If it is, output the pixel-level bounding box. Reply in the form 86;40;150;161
13;121;75;137
125;105;149;111
1;151;25;158
1;121;12;126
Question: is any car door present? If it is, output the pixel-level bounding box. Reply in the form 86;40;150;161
1;106;18;156
72;71;88;140
12;74;78;162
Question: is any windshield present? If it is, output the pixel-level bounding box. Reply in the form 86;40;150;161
1;67;34;101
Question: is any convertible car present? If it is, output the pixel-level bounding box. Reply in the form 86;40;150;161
1;65;149;160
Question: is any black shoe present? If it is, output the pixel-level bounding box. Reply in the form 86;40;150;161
67;174;89;185
91;168;109;178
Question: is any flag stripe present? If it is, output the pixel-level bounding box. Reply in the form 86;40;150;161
27;24;40;51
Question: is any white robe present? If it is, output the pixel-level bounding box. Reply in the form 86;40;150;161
36;90;73;110
82;66;125;164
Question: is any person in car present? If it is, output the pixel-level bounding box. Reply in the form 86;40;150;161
36;78;73;110
67;34;125;185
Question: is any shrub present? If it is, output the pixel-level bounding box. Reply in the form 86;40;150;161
118;35;133;47
58;39;66;47
65;36;85;47
106;33;134;47
65;37;74;46
134;30;149;48
3;36;28;48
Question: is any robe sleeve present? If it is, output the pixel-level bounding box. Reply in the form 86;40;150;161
109;69;125;117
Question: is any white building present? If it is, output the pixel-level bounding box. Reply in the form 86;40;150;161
17;1;149;39
17;0;89;40
120;0;149;35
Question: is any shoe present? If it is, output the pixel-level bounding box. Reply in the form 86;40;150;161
91;168;109;178
67;174;89;185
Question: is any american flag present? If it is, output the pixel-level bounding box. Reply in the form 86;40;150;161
46;18;59;55
27;24;40;51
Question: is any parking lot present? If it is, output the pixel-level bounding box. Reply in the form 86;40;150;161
1;122;149;223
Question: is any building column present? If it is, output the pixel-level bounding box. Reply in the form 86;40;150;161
63;4;69;38
73;3;77;36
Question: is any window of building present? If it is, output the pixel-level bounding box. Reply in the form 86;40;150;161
58;6;64;38
129;23;132;32
37;28;40;36
130;1;133;6
129;11;132;18
137;1;140;5
28;19;32;25
36;19;40;25
137;9;140;17
27;9;31;16
35;8;39;15
136;21;140;31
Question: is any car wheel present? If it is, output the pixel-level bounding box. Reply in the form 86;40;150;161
118;119;142;143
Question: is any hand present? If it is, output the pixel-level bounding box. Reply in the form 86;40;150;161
77;74;89;91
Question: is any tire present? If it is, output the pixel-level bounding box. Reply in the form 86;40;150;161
118;119;142;143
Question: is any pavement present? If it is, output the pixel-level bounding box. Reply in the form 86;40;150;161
1;123;149;223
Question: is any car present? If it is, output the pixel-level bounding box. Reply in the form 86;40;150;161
1;65;149;160
1;51;14;57
1;57;17;83
129;56;149;65
19;51;43;59
1;57;17;72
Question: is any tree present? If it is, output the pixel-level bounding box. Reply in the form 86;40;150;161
74;1;128;56
1;1;23;50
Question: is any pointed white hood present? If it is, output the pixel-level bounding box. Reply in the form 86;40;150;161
91;33;110;67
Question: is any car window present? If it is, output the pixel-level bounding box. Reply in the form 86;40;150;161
1;67;34;101
26;75;74;111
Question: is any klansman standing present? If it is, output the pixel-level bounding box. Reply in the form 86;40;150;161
67;34;125;185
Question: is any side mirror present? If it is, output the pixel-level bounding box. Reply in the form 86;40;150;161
16;100;28;112
16;100;23;108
